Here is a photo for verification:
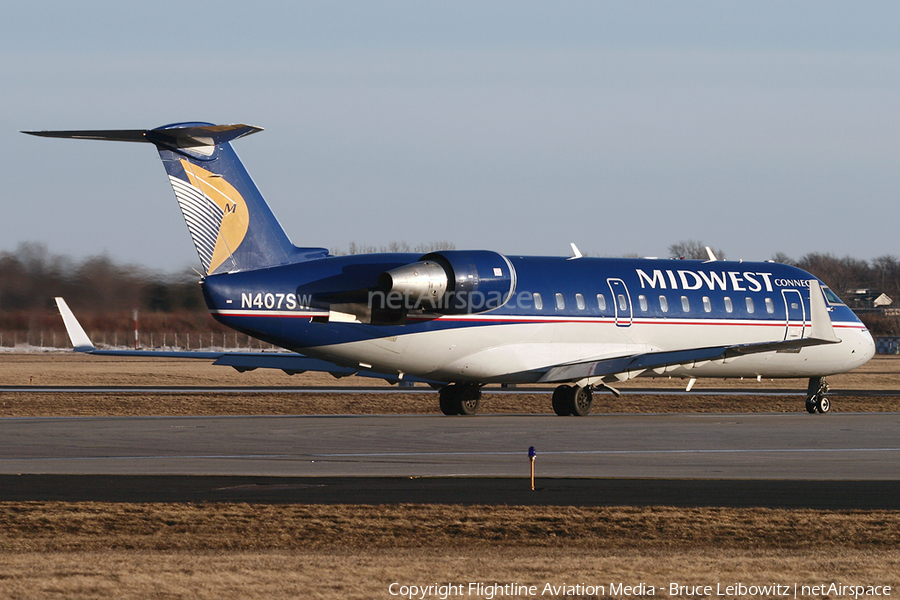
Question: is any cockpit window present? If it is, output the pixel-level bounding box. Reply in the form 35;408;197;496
822;286;845;305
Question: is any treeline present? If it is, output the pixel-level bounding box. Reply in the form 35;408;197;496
0;241;459;347
330;240;456;256
2;241;900;346
0;243;221;343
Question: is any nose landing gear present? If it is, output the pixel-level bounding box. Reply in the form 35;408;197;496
806;377;831;414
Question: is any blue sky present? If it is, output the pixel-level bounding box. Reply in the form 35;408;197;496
3;1;900;271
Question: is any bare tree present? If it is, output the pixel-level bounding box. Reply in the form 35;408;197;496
871;255;900;301
333;241;456;255
413;241;455;253
667;240;725;260
795;253;871;297
770;252;796;266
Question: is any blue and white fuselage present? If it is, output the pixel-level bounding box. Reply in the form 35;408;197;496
27;122;875;416
203;254;873;385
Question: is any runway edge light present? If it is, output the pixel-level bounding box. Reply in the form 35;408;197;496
528;446;536;491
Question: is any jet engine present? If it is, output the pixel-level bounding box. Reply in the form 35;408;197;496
376;250;516;314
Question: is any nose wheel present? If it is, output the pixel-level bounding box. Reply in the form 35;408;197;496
805;377;831;414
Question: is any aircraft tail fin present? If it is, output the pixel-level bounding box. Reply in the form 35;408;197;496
25;123;328;275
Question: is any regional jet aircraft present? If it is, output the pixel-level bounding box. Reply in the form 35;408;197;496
27;123;875;415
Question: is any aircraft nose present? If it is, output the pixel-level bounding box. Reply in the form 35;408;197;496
854;329;876;368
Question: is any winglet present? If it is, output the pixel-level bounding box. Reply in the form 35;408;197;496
54;298;95;352
568;243;584;260
807;280;840;343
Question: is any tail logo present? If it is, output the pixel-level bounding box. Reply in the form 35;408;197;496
169;159;249;274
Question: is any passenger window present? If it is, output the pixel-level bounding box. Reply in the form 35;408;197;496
555;293;565;310
597;294;607;311
746;297;755;314
534;293;543;310
702;296;711;313
681;296;690;312
659;296;668;313
576;293;585;310
618;294;627;311
724;297;733;313
638;295;648;311
765;298;775;314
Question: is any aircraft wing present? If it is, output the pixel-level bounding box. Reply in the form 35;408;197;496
54;298;434;384
539;280;841;384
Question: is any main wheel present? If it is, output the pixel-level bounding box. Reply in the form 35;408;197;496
439;390;460;415
815;396;830;414
805;401;817;414
457;396;481;416
438;384;482;415
552;385;574;416
571;386;593;416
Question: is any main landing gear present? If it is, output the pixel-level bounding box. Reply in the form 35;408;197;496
805;376;831;414
439;383;482;415
552;384;593;416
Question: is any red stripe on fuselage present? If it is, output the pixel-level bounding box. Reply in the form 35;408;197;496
210;310;866;330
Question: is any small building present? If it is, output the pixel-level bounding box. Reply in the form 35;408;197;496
847;289;892;310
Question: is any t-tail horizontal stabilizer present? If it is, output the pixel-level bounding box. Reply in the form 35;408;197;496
23;124;262;151
25;124;328;276
539;280;841;384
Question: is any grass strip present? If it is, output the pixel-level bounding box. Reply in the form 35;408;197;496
1;503;898;552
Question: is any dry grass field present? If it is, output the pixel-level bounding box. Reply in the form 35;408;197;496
0;352;898;598
0;503;898;599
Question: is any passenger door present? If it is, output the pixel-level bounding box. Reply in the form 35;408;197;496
782;289;806;340
607;278;632;327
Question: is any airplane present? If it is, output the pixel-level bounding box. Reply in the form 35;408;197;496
26;123;875;416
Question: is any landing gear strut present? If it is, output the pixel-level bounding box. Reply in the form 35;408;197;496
551;385;593;416
439;383;482;415
805;376;830;414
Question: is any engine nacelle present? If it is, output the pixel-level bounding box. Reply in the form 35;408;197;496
377;250;516;314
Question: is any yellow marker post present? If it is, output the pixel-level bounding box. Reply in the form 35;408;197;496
528;446;536;490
